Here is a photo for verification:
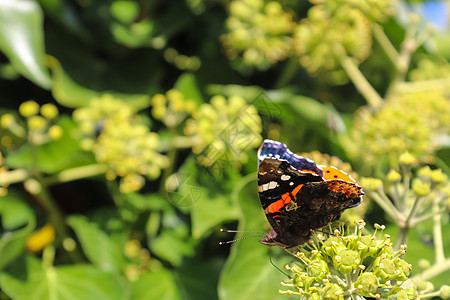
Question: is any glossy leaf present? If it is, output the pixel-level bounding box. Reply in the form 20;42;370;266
67;215;127;273
218;176;286;300
0;192;36;271
0;256;129;300
47;53;153;109
132;268;180;300
0;0;51;88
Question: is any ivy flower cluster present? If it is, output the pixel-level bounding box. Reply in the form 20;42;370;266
361;155;449;249
281;220;417;299
409;57;450;82
294;0;394;83
222;0;296;70
184;95;262;168
1;100;62;146
151;89;197;127
73;95;168;193
350;90;450;170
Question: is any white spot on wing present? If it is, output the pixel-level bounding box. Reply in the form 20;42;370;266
280;174;291;181
268;181;278;189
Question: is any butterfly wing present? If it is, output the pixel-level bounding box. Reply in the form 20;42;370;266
258;140;324;177
257;158;322;246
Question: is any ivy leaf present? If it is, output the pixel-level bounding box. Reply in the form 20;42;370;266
218;177;286;300
0;0;51;88
67;215;127;273
132;268;180;300
0;191;36;271
0;256;130;300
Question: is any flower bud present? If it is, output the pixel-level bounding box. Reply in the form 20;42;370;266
19;100;40;117
355;272;378;297
412;179;430;196
387;170;401;182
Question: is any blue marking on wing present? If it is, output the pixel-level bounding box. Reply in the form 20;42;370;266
257;139;324;177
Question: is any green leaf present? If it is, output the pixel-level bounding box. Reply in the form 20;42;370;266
49;58;150;109
5;116;96;173
0;191;36;271
0;190;34;230
176;256;224;300
67;215;127;273
0;256;130;300
218;176;286;300
0;0;51;88
149;208;196;267
174;73;204;105
166;157;240;239
132;268;180;300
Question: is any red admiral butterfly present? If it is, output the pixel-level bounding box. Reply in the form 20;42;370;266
257;140;363;248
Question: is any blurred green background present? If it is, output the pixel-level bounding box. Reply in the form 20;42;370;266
0;0;449;299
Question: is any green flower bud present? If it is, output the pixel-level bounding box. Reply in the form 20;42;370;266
417;259;430;270
417;280;433;292
360;177;383;191
322;283;344;300
387;170;401;182
392;258;411;281
399;152;416;166
374;257;395;280
49;125;63;140
19;100;39;117
412;179;430;196
28;115;47;131
417;166;432;179
0;114;14;128
431;169;447;183
40;103;59;119
355;272;379;297
440;285;450;299
334;249;359;274
307;259;329;282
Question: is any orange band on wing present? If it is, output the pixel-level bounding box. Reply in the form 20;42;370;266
264;184;303;214
300;169;319;175
291;184;303;196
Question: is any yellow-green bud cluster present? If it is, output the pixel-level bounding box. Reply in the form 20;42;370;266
293;0;394;83
184;95;262;167
222;0;296;70
409;57;450;82
163;48;201;71
123;239;151;282
151;89;197;127
350;90;450;169
281;221;416;299
73;94;168;193
1;101;62;146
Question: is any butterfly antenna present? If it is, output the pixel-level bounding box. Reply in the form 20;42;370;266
220;229;265;234
218;234;264;245
269;247;291;279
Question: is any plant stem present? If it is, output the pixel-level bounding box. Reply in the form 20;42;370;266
412;257;450;282
337;51;383;108
44;164;109;185
372;24;400;67
394;226;409;251
367;191;402;222
0;168;29;186
432;201;445;264
274;57;300;89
